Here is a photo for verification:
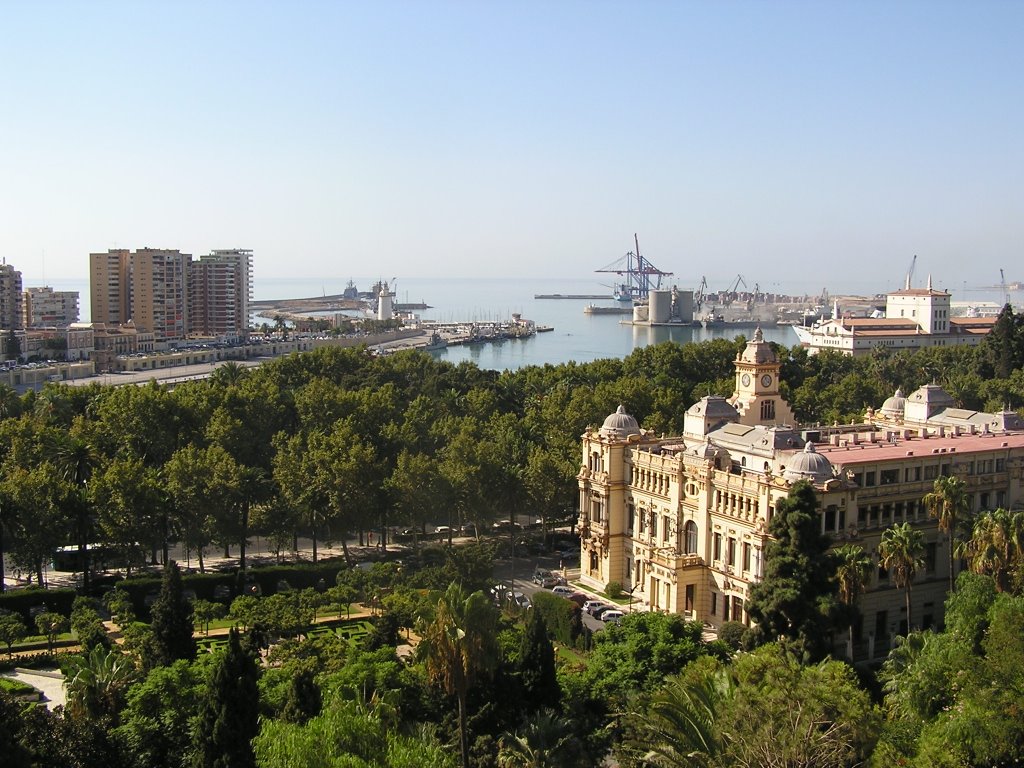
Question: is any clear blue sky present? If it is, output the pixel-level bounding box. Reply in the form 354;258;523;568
2;1;1021;293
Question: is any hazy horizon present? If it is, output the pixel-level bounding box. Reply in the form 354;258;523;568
3;2;1022;291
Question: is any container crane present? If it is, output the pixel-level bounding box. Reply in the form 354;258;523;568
595;234;674;302
1000;268;1011;307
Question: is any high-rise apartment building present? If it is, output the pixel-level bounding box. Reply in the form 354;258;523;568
90;248;190;343
0;262;24;330
89;249;130;325
189;249;253;340
23;286;80;328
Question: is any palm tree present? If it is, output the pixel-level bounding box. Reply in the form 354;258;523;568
0;383;21;419
418;583;500;768
210;361;248;388
64;644;139;724
878;522;925;632
961;508;1024;591
834;544;873;659
923;475;971;593
497;709;581;768
52;429;100;592
622;666;732;768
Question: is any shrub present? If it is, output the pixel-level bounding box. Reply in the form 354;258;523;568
606;581;624;600
717;621;746;650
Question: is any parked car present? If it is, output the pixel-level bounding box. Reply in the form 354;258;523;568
551;585;575;597
532;568;553;585
601;609;625;623
583;600;608;616
506;590;531;609
434;525;454;536
591;604;616;620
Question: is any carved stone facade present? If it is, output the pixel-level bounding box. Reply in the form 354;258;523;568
578;332;1024;660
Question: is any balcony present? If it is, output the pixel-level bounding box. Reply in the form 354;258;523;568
650;549;704;571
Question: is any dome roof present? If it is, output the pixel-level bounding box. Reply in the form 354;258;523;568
600;405;640;438
739;327;777;365
782;442;835;483
690;438;721;459
880;387;906;417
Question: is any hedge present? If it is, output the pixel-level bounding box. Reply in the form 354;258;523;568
0;588;77;623
531;591;581;646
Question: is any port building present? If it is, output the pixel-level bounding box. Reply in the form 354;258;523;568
578;328;1024;661
793;277;996;355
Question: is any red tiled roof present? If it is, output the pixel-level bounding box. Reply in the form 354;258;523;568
818;432;1024;466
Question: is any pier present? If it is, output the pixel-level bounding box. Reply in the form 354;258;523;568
534;293;611;300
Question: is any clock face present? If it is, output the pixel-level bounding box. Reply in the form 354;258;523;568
761;374;773;388
741;373;751;386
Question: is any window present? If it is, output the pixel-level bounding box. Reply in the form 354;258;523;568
685;584;695;613
589;551;599;573
727;538;736;567
627;503;635;535
926;542;937;573
662;516;670;543
924;464;938;480
711;592;718;615
742;542;751;572
650;514;658;540
732;597;744;625
880;469;899;485
865;471;876;487
713;533;722;562
760;399;775;420
684;521;698;554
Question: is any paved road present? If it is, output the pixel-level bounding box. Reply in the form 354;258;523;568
493;551;635;633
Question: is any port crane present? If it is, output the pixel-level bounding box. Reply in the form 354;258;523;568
596;234;674;302
722;274;747;306
1000;268;1011;307
904;254;917;288
694;276;709;312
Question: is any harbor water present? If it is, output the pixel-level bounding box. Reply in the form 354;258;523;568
26;275;1016;373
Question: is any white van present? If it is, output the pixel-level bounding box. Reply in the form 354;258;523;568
601;609;625;623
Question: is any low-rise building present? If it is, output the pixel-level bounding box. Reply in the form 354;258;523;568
578;328;1024;660
793;278;995;355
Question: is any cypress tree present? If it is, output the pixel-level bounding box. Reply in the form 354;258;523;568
280;667;321;724
149;561;196;668
745;480;841;662
517;611;560;712
193;627;260;768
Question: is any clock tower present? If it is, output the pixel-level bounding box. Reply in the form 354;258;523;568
728;328;796;427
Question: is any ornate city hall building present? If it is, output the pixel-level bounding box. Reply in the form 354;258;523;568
578;329;1024;660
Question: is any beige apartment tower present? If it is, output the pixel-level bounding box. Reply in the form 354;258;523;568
90;248;190;343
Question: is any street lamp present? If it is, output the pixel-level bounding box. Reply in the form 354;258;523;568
627;581;642;613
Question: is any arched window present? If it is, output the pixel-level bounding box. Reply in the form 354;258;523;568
684;520;698;554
